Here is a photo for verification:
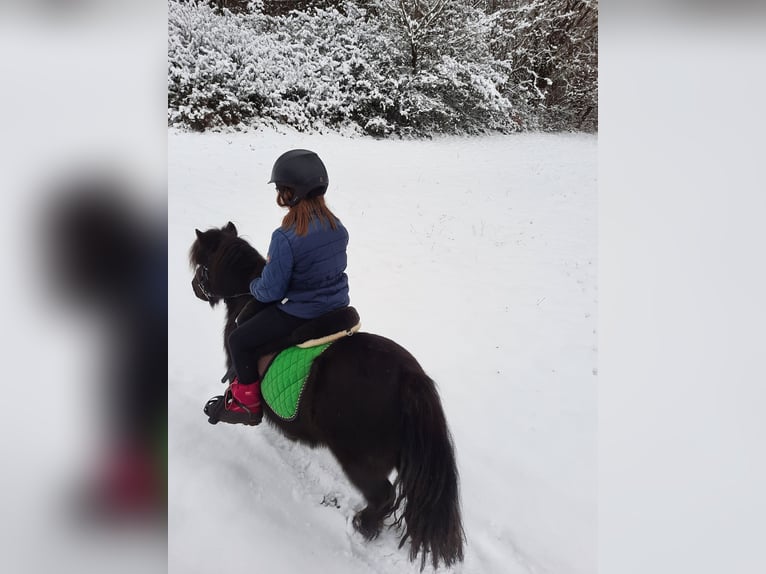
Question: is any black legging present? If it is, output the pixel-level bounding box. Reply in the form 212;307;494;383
227;304;309;384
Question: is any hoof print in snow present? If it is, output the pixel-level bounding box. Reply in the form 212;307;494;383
321;494;341;508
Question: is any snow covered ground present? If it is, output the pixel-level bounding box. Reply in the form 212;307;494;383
168;127;597;574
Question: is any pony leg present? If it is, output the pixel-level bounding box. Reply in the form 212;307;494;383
342;462;395;540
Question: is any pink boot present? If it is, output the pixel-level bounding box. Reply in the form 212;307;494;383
204;379;263;426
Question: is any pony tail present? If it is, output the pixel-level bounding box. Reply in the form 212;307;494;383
392;373;465;570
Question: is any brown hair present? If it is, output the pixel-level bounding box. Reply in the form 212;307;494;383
277;186;339;237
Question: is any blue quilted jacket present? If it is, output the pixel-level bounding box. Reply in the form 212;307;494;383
249;218;350;319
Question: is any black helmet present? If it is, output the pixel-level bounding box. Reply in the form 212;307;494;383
268;149;328;205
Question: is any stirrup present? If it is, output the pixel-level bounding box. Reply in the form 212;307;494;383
203;389;263;426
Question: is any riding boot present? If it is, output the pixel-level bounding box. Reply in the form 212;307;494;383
204;379;263;426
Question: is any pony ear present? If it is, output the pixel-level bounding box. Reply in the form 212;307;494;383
195;228;203;240
224;221;237;236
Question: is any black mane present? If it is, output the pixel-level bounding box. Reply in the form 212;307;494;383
212;235;266;297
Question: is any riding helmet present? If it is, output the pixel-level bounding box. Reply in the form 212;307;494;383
268;149;328;204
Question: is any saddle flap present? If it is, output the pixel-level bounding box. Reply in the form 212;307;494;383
261;343;331;420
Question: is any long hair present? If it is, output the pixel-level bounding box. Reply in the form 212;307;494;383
277;186;338;237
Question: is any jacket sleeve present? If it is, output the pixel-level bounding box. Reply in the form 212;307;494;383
249;229;294;303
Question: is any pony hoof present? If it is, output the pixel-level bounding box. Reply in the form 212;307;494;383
352;512;380;541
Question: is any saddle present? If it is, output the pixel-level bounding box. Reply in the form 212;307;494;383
221;305;361;384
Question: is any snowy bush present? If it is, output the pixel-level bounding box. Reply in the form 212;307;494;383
169;1;404;133
167;0;597;135
168;2;266;129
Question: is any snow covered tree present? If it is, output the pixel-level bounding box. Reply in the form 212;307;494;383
262;0;346;16
184;0;253;13
487;0;598;131
370;0;516;134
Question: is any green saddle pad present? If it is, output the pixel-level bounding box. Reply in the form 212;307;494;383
261;343;331;420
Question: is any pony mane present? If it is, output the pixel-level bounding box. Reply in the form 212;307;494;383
188;236;206;269
215;235;266;279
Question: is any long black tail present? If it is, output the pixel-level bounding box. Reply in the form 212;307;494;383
393;372;465;570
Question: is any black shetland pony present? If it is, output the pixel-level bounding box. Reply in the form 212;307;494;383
190;222;464;571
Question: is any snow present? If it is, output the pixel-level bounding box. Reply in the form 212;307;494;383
169;127;597;574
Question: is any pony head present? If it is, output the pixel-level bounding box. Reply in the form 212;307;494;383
189;221;266;307
189;221;238;305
